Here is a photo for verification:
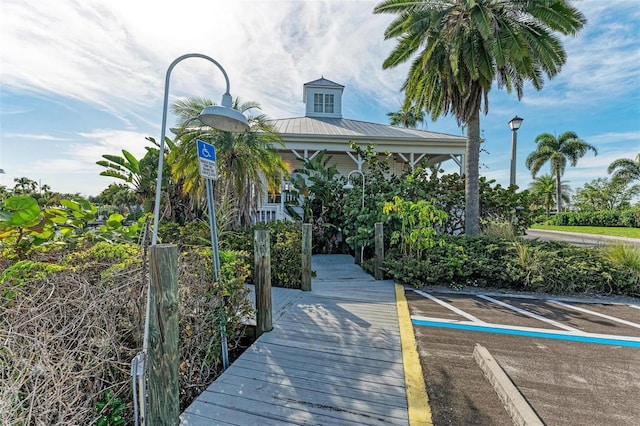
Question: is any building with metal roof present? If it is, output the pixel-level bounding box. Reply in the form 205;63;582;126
255;78;467;222
270;77;465;173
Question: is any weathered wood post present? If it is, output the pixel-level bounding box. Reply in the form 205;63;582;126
375;222;384;280
147;244;179;425
301;223;312;291
254;230;273;336
354;243;362;265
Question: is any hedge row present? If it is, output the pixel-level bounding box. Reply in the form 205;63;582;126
381;236;639;296
548;209;639;228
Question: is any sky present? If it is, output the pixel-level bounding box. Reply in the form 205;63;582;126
1;0;639;197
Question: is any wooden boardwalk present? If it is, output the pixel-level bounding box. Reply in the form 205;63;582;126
180;254;409;425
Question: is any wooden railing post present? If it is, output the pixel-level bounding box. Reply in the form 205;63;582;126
301;223;312;291
375;222;384;280
148;244;179;425
254;230;273;336
354;243;362;265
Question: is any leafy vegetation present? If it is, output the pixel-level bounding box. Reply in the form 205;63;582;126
608;153;640;184
526;131;597;214
170;97;287;228
573;177;639;211
223;221;303;289
546;209;639;228
374;0;586;235
383;236;639;297
286;150;346;253
0;195;147;260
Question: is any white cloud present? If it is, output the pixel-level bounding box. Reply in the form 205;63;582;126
0;1;403;123
3;133;73;141
1;129;151;195
74;129;150;163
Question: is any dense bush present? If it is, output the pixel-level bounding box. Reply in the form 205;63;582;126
548;208;639;227
223;220;303;289
285;151;346;254
383;236;639;296
1;242;252;424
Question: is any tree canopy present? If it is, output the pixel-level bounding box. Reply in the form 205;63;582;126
374;0;586;235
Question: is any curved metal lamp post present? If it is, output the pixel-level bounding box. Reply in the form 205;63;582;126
508;115;524;187
136;53;248;426
343;170;366;264
150;53;249;246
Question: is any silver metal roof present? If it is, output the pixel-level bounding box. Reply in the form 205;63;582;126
268;116;466;142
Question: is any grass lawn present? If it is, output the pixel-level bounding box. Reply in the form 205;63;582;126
531;224;640;239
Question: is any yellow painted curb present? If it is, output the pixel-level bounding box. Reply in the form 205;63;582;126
395;283;433;426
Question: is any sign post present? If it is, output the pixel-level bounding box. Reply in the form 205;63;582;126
197;139;228;369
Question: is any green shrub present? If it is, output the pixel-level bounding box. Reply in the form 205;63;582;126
482;221;517;240
549;209;639;228
385;236;513;288
605;243;640;275
222;221;303;289
384;236;639;296
157;219;216;248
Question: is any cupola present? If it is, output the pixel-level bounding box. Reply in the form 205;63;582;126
303;77;344;118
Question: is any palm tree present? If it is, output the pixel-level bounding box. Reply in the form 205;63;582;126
96;140;170;213
525;131;597;214
608;153;640;184
97;183;137;216
13;177;38;194
170;97;287;228
0;185;10;201
387;105;425;128
374;0;586;235
529;174;571;218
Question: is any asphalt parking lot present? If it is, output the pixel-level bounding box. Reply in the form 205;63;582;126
406;288;640;426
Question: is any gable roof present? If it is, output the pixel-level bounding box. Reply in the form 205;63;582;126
303;77;344;89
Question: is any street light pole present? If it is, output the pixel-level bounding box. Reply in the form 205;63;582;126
346;170;365;210
150;53;248;246
508;115;524;187
136;53;248;426
344;170;366;264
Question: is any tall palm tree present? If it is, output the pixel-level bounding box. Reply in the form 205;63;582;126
608;153;640;184
374;0;586;235
529;174;571;218
170;97;287;228
525;131;596;214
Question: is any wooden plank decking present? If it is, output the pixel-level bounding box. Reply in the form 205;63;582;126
180;254;408;425
242;283;303;327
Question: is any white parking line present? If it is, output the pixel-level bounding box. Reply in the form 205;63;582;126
629;304;640;310
551;300;640;330
476;294;581;333
413;289;486;323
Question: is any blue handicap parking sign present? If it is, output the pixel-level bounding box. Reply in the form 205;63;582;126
196;139;218;180
197;139;216;161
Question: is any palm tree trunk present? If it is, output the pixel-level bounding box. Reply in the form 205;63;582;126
465;111;481;236
555;170;562;214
